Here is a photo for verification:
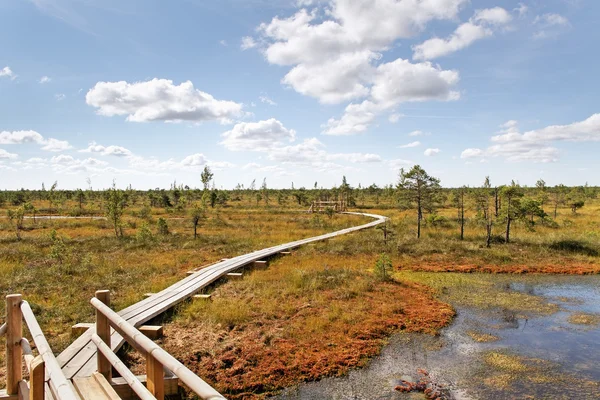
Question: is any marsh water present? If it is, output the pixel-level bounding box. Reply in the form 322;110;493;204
273;274;600;399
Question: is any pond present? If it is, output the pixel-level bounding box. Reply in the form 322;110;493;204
273;274;600;399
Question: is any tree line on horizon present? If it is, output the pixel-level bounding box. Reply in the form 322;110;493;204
1;166;597;245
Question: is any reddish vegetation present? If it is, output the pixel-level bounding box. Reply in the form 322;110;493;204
395;369;450;400
399;262;600;275
162;281;454;399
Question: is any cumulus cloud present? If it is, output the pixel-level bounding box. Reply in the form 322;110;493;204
86;78;242;123
55;93;66;101
398;141;421;148
413;7;512;61
0;130;45;144
388;158;413;171
409;130;426;136
243;0;467;133
41;138;73;152
424;148;441;156
0;66;16;80
221;119;296;151
79;142;132;157
0;130;72;152
181;153;208;167
0;149;18;159
533;13;570;39
388;113;403;123
323;60;459;135
460;114;600;163
39;76;51;84
259;95;277;106
241;36;258;50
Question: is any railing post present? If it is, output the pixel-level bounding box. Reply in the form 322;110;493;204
146;352;164;400
6;294;22;395
95;290;112;380
30;355;45;400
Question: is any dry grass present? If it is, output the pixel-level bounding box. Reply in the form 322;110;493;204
0;207;366;354
568;312;600;326
159;247;454;399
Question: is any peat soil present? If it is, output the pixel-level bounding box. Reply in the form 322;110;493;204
273;275;600;399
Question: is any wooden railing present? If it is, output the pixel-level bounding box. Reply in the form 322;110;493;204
3;294;80;400
91;290;226;400
308;200;348;213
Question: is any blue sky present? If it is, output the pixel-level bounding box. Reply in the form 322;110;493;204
0;0;598;190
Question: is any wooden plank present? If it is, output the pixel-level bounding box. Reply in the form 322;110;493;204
91;373;120;400
17;381;28;400
6;294;22;395
72;323;94;337
110;375;179;400
146;354;164;400
95;291;111;381
0;389;19;400
227;272;243;279
139;325;163;340
193;294;212;301
29;357;44;400
72;376;113;400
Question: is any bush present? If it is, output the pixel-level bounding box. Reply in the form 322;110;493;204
549;240;598;257
157;217;169;235
136;223;155;243
48;229;69;264
374;253;393;281
138;205;152;220
425;214;450;228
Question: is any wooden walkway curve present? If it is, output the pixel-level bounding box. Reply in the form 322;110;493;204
57;212;387;379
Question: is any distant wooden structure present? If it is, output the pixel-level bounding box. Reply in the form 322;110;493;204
308;194;349;213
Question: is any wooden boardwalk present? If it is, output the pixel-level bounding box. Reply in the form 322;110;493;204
57;212;387;379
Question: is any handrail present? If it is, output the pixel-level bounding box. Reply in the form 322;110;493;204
90;297;226;400
90;333;156;400
20;301;80;400
0;322;6;336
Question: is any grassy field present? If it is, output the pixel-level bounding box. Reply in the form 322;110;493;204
0;191;598;396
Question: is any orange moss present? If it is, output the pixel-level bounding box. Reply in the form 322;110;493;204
399;262;600;275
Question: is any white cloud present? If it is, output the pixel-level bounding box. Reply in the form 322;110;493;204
460;148;484;159
181;153;208;167
245;0;466;133
424;148;441;156
398;141;421;148
221;118;296;151
219;40;228;46
413;7;512;61
388;113;403;123
0;130;45;144
514;3;528;17
281;50;376;104
259;95;277;106
79;141;132;157
41;138;73;152
39;76;52;84
0;66;16;80
0;149;18;160
323;60;459;135
86;78;243;123
241;36;257;50
533;13;570;39
461;114;600;163
0;130;71;152
409;130;426;136
55;93;66;101
388;158;413;170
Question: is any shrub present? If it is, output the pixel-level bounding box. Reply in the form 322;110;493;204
374;253;393;281
549;240;598;257
157;217;169;235
48;230;69;264
136;223;155;243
